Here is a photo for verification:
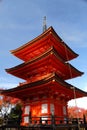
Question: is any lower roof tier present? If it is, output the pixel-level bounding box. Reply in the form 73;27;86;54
2;73;87;101
5;47;83;81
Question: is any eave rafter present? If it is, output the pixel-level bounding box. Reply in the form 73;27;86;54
13;35;50;61
50;32;78;61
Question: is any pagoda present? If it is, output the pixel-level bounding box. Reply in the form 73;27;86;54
2;26;87;125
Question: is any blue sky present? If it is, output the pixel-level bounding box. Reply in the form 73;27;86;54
0;0;87;107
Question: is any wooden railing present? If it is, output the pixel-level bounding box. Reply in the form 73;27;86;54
23;115;86;125
0;115;87;130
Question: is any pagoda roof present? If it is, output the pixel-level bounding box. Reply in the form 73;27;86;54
2;73;87;100
10;26;78;62
5;47;83;80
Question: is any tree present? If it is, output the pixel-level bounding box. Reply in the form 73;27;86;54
68;106;86;119
0;91;22;125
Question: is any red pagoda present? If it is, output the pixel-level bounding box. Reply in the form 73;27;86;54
3;26;87;125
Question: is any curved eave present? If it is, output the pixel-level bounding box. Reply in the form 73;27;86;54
5;47;83;80
10;26;78;61
2;73;87;100
66;63;84;79
6;47;60;72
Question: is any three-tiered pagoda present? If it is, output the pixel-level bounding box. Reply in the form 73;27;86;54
3;26;87;125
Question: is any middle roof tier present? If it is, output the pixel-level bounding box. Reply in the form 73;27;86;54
6;47;83;81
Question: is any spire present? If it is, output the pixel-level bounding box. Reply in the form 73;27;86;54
43;16;47;32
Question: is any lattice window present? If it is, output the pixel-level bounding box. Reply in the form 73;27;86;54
41;104;48;113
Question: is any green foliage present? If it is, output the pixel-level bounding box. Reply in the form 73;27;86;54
7;103;22;125
0;117;3;125
9;103;22;119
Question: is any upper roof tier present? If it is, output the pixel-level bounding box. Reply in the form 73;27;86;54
10;26;78;62
6;47;83;81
